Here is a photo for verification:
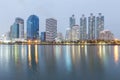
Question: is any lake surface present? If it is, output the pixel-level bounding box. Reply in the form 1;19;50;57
0;45;120;80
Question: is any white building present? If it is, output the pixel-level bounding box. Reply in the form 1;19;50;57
46;18;57;42
55;32;64;42
71;25;80;41
65;28;71;41
99;30;114;40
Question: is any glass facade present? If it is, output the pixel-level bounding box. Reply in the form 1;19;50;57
80;14;87;40
69;15;76;28
96;13;104;39
88;13;95;40
41;32;46;42
11;23;19;39
27;15;39;40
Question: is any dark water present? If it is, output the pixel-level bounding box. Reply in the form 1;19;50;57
0;45;120;80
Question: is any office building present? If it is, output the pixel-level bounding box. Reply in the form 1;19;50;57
71;25;80;41
96;13;104;39
99;30;114;40
80;14;87;40
27;15;39;40
70;14;76;28
15;18;24;39
41;32;46;42
46;18;57;42
65;28;71;41
88;13;95;40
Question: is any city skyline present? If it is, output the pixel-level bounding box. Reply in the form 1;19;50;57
0;0;120;39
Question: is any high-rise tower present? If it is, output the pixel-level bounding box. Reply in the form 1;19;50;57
27;15;39;40
96;13;104;39
88;13;95;40
70;14;76;28
80;14;87;40
46;18;57;42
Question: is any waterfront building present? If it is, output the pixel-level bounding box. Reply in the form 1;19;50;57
10;17;24;39
27;15;39;40
99;30;114;40
41;32;46;42
11;23;19;39
71;25;80;41
80;14;87;40
96;13;104;39
15;18;24;39
46;18;57;42
88;13;96;40
70;14;76;28
65;28;71;41
55;32;64;42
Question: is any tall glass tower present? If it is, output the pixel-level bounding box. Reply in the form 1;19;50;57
15;18;24;39
96;13;104;39
69;14;76;28
80;14;87;40
27;15;39;40
10;17;24;39
11;23;19;39
88;13;95;40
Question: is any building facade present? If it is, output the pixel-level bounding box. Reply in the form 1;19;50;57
80;14;87;40
41;32;46;42
99;30;114;40
88;13;96;40
11;23;19;39
96;13;104;39
46;18;57;42
27;15;39;40
15;18;24;39
65;28;71;41
10;17;24;39
70;15;76;28
71;25;80;41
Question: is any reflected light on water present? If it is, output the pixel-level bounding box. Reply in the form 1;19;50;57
98;45;102;59
114;45;119;64
85;45;87;57
66;46;72;72
35;45;38;64
28;45;32;67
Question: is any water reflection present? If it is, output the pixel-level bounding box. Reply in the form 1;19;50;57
114;45;119;64
0;45;120;80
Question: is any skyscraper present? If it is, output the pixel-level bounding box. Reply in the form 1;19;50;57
88;13;95;40
96;13;104;39
71;25;80;41
10;17;24;39
27;15;39;40
70;14;76;28
65;28;71;41
41;32;46;42
10;24;19;39
80;14;87;40
15;18;24;39
46;18;57;42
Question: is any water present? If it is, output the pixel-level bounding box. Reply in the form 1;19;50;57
0;45;120;80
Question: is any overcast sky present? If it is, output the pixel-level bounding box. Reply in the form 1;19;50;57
0;0;120;38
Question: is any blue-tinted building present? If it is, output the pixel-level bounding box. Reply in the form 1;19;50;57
88;13;95;40
15;18;24;39
80;14;87;40
11;23;19;39
96;13;104;39
41;32;46;42
70;15;76;28
27;15;39;40
10;17;24;39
